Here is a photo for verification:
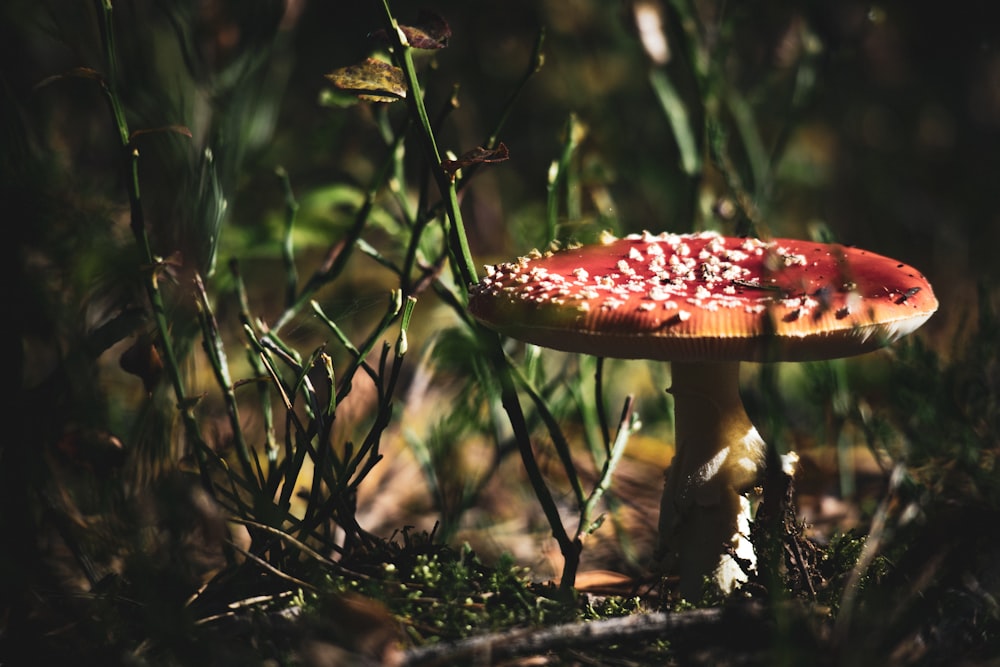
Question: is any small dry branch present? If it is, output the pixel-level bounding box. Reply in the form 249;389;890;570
400;601;767;667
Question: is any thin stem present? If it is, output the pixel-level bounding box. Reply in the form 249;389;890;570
453;27;545;189
231;258;278;468
485;28;545;150
649;68;702;177
546;114;582;245
272;134;400;333
594;357;611;455
484;329;580;596
578;396;635;537
378;2;476;287
835;464;907;642
93;0;215;490
310;301;382;392
510;363;586;507
275;166;300;310
379;0;579;594
194;275;260;489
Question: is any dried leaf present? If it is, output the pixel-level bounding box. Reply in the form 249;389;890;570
402;10;452;49
33;67;105;93
324;58;406;103
574;570;640;595
120;333;163;395
440;142;510;175
372;10;451;50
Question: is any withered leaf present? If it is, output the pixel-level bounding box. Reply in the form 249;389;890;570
120;333;164;396
372;10;451;50
441;142;510;175
324;58;406;103
33;66;104;91
403;10;452;49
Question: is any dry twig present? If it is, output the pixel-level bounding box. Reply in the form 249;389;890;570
400;601;767;666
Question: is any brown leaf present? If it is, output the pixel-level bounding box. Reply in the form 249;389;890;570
324;58;406;103
574;570;644;596
402;10;452;49
33;67;104;92
372;10;451;50
440;142;510;175
120;333;163;395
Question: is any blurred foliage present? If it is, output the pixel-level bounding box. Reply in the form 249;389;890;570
889;286;1000;505
4;0;1000;665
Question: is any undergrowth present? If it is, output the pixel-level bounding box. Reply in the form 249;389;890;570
5;1;999;666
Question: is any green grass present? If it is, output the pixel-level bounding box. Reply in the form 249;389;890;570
5;1;999;665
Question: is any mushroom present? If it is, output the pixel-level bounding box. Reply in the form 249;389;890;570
468;230;938;599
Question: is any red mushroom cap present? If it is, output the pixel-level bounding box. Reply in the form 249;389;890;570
468;231;938;362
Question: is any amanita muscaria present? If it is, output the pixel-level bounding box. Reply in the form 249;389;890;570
468;230;938;599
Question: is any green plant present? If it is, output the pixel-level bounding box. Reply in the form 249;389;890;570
7;1;639;660
8;0;998;665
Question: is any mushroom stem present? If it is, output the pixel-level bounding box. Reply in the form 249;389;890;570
656;360;766;600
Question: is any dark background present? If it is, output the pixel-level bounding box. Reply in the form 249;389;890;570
3;0;999;661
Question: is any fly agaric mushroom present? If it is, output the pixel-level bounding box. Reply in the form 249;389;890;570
468;230;937;599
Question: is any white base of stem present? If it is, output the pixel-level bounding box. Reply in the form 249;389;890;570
656;361;766;601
